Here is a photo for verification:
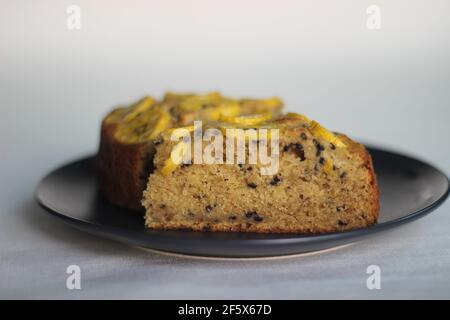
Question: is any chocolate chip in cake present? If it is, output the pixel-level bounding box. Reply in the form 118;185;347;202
253;215;263;222
313;139;325;156
291;143;306;161
294;144;306;161
330;143;336;150
247;182;257;189
245;211;263;222
301;132;308;141
340;172;347;179
245;211;257;218
337;220;348;227
283;143;305;161
270;175;282;186
319;157;326;165
205;205;214;212
229;215;237;220
247;166;253;171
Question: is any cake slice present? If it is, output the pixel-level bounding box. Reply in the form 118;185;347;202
96;92;283;210
142;114;379;233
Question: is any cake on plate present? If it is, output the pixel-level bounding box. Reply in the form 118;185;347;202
96;92;379;233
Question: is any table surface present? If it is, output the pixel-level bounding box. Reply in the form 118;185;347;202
1;1;449;299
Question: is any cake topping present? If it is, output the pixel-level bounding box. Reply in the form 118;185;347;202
106;93;349;177
109;92;283;144
123;96;155;122
219;112;273;126
160;140;190;176
309;120;346;148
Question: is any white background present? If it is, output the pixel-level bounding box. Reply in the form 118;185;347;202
0;0;449;298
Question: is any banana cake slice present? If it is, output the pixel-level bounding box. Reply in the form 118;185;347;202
142;113;379;233
96;92;283;210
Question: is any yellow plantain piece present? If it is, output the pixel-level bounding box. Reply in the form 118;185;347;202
309;120;346;148
123;96;156;122
162;125;196;140
160;141;190;176
285;112;311;124
142;108;172;141
219;112;273;127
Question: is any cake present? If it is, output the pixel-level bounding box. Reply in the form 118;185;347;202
96;93;283;210
97;92;379;233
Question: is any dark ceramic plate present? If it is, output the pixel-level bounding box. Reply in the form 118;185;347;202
35;147;449;258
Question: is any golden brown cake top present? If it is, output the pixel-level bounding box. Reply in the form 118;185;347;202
104;92;284;144
157;113;354;177
102;92;356;176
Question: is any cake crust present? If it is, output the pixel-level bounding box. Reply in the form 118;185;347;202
96;118;155;211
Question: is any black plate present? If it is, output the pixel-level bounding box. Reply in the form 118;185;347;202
35;147;449;258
